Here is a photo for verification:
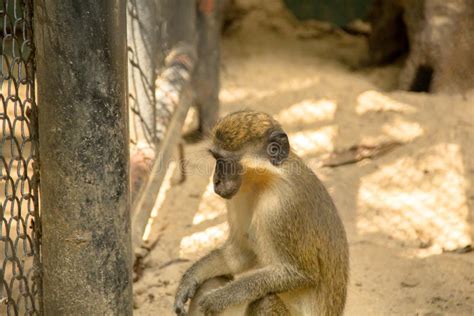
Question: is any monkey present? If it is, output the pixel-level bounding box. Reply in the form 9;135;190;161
174;110;349;315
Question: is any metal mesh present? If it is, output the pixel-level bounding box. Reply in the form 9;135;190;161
127;0;195;202
127;0;161;201
0;0;41;315
127;1;199;248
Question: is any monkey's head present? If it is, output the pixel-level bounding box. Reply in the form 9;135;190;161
209;110;290;199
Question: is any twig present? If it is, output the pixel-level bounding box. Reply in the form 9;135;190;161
158;258;190;270
322;141;402;168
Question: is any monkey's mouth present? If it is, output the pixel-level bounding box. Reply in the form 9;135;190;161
216;191;237;199
214;187;239;199
214;180;241;199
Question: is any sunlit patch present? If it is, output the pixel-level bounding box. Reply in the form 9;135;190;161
289;125;337;156
356;90;416;115
382;117;424;142
192;179;226;225
142;161;176;241
276;99;337;124
179;223;229;257
219;77;319;104
357;143;471;254
182;106;198;133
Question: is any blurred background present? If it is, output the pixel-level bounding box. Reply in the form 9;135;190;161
133;0;473;315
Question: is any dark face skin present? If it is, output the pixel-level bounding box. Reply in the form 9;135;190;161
210;150;243;199
210;130;290;199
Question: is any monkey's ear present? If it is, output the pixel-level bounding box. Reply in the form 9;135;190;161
267;130;289;166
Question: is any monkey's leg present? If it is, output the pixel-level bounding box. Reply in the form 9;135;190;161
174;243;256;315
245;294;290;316
198;265;313;315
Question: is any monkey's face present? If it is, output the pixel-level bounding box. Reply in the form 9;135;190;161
210;151;243;199
209;130;290;199
209;110;292;199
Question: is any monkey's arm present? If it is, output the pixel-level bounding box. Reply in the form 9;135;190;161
198;264;314;314
174;242;256;315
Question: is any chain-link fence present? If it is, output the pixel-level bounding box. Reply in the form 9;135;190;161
1;0;222;314
0;0;41;315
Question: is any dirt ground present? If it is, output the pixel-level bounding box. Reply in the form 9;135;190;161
133;2;474;315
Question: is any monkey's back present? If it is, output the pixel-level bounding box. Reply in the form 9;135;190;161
277;154;349;315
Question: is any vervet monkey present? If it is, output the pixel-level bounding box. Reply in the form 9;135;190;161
174;110;349;315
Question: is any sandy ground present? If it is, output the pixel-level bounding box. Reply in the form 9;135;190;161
134;2;474;315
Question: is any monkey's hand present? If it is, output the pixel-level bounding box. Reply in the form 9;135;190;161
199;265;313;314
198;288;228;315
173;245;255;315
174;278;199;315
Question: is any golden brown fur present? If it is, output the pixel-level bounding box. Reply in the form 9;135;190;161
174;110;349;316
212;110;281;151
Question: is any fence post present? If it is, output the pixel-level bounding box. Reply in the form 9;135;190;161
34;1;133;315
193;0;222;135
